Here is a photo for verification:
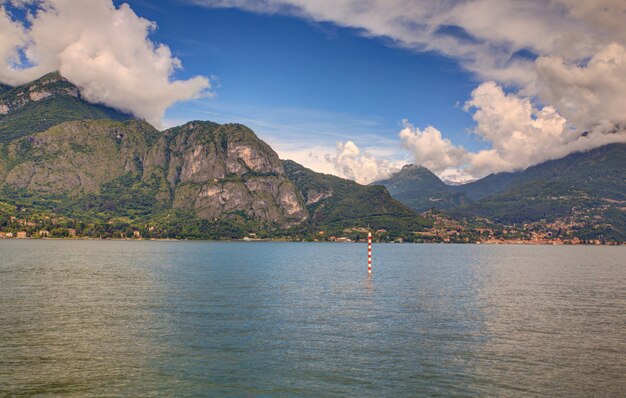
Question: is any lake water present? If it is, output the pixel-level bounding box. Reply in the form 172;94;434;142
0;241;625;397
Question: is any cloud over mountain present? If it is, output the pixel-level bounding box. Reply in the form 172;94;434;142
0;0;210;126
326;141;401;184
195;0;626;179
402;81;626;179
399;121;466;175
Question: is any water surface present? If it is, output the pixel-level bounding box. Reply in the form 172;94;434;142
1;241;625;396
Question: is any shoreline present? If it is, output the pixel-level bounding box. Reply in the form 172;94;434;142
0;237;621;246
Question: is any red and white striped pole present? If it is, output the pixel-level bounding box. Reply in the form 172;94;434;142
367;232;372;274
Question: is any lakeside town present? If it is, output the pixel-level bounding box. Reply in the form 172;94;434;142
1;206;621;245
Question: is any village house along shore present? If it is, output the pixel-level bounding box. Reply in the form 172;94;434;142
1;212;622;245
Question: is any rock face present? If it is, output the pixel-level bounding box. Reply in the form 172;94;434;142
0;72;77;114
156;122;308;225
0;72;133;143
283;159;421;228
0;119;308;226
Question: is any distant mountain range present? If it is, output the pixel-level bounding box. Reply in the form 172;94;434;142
0;72;624;241
373;144;626;240
0;72;424;239
284;160;428;233
373;164;468;212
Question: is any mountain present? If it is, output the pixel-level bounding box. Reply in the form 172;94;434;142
372;164;468;211
457;144;626;202
373;144;625;240
0;72;133;143
2;72;621;241
377;144;625;222
453;144;626;226
0;83;11;95
283;160;429;234
0;119;309;235
0;73;431;239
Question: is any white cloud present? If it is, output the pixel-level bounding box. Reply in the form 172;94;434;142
399;81;626;179
2;0;625;182
326;140;401;184
271;141;338;176
535;43;626;133
399;120;466;175
464;81;626;177
192;0;626;181
190;0;626;86
0;0;210;127
0;6;27;73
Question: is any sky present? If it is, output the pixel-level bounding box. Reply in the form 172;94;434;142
1;0;626;183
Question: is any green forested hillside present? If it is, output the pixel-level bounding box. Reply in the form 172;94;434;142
456;143;626;201
0;119;310;239
373;144;626;241
450;144;626;240
283;160;430;234
373;164;468;211
0;72;133;142
0;72;623;242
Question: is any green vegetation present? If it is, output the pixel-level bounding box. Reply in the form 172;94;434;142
0;183;279;240
456;143;626;200
447;144;626;240
373;164;468;212
283;159;431;237
0;72;133;142
0;72;623;243
453;180;595;223
375;144;626;242
0;83;11;95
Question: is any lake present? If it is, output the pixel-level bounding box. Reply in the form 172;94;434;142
1;241;625;397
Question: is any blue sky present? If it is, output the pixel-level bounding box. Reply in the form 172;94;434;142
119;0;482;169
3;0;624;182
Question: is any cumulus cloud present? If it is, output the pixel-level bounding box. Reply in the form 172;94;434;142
466;81;626;177
2;0;624;181
194;0;626;180
402;81;626;179
399;120;466;175
326;140;401;184
0;6;27;73
191;0;626;86
0;0;210;126
535;43;626;133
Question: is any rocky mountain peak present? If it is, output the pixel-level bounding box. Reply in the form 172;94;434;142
0;117;308;227
0;72;134;143
0;72;78;115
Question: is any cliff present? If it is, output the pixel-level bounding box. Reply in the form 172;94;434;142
0;119;308;227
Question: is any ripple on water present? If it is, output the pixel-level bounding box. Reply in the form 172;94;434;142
1;241;625;397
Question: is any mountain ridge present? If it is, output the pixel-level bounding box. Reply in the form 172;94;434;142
454;143;626;201
0;72;133;143
284;159;429;234
372;164;468;211
0;118;310;231
0;72;623;241
374;143;626;240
